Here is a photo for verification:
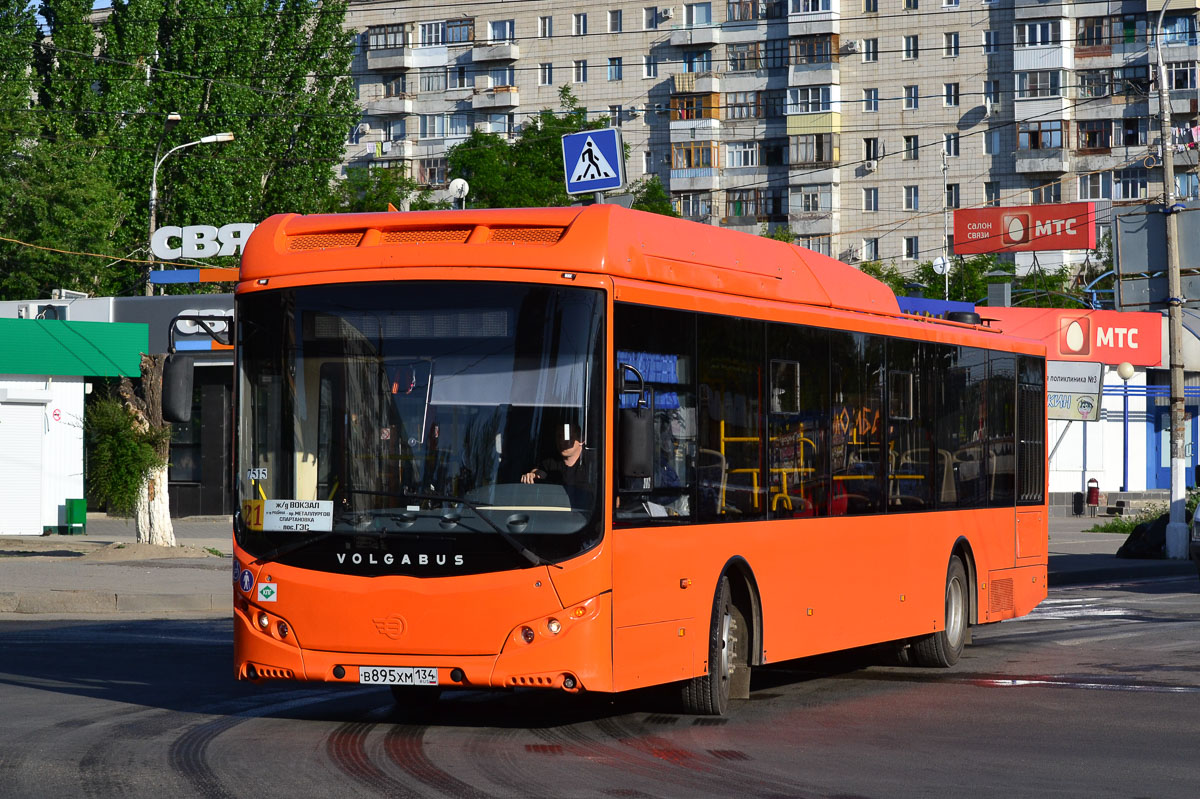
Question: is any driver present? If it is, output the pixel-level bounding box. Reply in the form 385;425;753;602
521;423;590;490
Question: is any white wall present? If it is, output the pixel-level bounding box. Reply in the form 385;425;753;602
1049;367;1148;494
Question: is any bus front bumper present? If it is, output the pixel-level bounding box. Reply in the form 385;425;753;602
233;590;613;693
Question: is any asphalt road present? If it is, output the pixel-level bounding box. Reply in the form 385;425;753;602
0;576;1197;799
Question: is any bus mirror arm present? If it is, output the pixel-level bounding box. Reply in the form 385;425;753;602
617;363;654;481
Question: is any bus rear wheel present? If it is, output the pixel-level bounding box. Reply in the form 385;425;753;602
912;556;968;668
680;576;747;716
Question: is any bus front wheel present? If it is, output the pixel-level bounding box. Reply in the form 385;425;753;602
680;576;747;716
911;556;968;668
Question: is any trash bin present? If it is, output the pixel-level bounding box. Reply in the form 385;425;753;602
65;498;87;535
1072;492;1085;517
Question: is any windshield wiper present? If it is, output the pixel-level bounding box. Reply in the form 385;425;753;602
400;492;562;570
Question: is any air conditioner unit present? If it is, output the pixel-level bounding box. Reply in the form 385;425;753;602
844;40;860;54
864;159;878;173
661;6;675;19
18;302;68;320
628;106;642;118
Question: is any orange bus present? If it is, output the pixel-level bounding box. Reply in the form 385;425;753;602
208;205;1047;715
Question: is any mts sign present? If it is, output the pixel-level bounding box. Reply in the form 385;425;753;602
953;203;1097;254
987;308;1162;367
151;223;257;260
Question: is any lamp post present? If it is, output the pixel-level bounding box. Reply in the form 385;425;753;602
147;123;235;295
1153;1;1189;558
1117;361;1136;493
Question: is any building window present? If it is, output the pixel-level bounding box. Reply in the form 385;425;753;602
904;185;919;210
382;73;407;97
418;22;445;47
1121;117;1149;146
904;135;919;160
683;50;712;72
1079;173;1111;200
863;88;879;112
1168;62;1196;90
863;187;879;211
539;63;553;85
448;113;471;137
643;151;653;173
419;67;445;93
790;35;834;65
944;132;960;156
1018;120;1063;150
1077;120;1110;150
538;16;553;37
983;129;1001;154
787;86;832;113
863;238;880;261
387;118;406;141
675;192;713;217
672;142;717;168
643;55;659;78
417;157;447;185
943;0;959;7
685;2;712;26
1031;181;1060;204
608;57;623;80
1078;70;1109;98
793;184;831;213
863;137;880;160
609;9;622;31
944;83;959;106
1017;71;1063;98
864;0;878;12
790;132;838;164
765;39;788;69
904;236;919;260
1015;21;1061;47
904;85;919;110
1113;168;1148;200
943;32;959;57
904;0;917;9
573;59;588;82
983;30;999;54
863;38;878;62
729;43;762;71
984;79;1000;104
903;35;919;59
1178;172;1200;200
727;91;757;118
644;7;659;29
489;19;515;43
609;105;623;127
446;19;473;43
419;114;446;138
946;183;960;208
792;0;831;11
368;25;412;51
985;182;1000;206
489;65;515;86
573;13;588;35
726;141;759;168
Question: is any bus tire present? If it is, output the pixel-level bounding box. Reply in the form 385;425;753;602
680;576;746;716
912;556;968;668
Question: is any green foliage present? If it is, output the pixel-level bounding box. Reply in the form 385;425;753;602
326;166;440;214
447;87;608;208
857;254;1088;308
85;395;167;516
759;224;795;243
629;176;678;217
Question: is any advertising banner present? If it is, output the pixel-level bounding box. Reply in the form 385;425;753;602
953;203;1097;254
1046;361;1103;421
984;308;1161;367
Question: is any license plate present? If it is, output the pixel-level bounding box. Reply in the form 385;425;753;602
357;666;438;686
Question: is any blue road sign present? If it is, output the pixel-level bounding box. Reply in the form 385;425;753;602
562;128;625;195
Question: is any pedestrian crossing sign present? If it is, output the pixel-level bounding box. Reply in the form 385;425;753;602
562;128;625;195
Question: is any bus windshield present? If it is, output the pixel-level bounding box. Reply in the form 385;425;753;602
235;281;605;576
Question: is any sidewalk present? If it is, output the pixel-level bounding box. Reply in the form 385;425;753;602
0;513;1195;616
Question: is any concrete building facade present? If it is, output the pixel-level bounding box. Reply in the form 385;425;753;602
341;0;1200;273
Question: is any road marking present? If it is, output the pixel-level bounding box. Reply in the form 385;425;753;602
971;677;1200;694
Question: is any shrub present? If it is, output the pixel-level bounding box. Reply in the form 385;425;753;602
85;396;166;516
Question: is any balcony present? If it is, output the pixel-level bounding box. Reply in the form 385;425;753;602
671;72;721;94
373;94;414;115
1150;91;1199;117
789;61;837;86
366;47;414;72
471;41;520;61
1014;149;1069;173
788;3;840;38
472;85;519;110
670;25;722;47
670;167;721;192
669;117;721;141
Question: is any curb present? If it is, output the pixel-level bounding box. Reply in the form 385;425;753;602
0;591;231;614
1049;562;1197;587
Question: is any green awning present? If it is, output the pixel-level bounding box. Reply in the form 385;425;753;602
0;318;147;377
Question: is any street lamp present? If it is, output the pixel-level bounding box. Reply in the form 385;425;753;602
1117;361;1136;493
147;121;234;295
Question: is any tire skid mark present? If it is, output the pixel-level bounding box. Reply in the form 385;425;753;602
167;715;246;799
383;724;499;799
327;721;423;798
461;723;550;798
79;709;185;799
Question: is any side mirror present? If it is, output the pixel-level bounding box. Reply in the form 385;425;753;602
162;354;195;423
617;363;654;480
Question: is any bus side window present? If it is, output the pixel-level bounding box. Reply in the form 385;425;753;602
767;324;830;518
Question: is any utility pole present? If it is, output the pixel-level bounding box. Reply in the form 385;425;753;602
1154;2;1189;559
942;149;950;300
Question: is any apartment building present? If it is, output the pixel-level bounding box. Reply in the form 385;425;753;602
344;0;1200;273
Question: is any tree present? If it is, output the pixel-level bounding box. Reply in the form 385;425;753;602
85;393;166;518
629;176;678;217
760;224;796;243
117;355;176;546
326;165;441;214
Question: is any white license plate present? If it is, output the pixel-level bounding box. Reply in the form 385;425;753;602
357;666;438;686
